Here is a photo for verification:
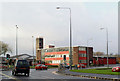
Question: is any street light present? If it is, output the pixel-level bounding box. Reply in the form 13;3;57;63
100;27;109;68
16;25;18;59
32;36;35;67
87;38;92;67
56;7;72;70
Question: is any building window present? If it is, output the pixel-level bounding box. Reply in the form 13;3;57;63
79;47;86;51
82;54;86;57
79;60;86;63
79;54;86;57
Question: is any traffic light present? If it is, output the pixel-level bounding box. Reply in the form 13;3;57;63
6;54;10;59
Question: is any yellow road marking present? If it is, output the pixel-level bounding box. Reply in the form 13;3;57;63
0;72;16;79
0;72;24;81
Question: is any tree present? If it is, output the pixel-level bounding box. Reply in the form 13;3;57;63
93;51;105;57
0;41;12;56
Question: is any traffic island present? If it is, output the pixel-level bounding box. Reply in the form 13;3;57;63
70;68;120;75
56;68;120;81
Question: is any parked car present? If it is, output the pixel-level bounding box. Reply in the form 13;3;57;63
35;64;48;70
77;64;86;68
112;67;120;72
12;60;30;76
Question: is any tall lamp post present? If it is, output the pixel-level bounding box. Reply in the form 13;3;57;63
16;25;18;59
100;27;109;68
32;36;35;67
56;7;72;70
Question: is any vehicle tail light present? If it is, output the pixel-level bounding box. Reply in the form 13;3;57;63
15;66;18;69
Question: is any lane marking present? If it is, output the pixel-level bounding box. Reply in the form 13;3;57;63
52;71;59;75
0;72;16;79
0;72;22;81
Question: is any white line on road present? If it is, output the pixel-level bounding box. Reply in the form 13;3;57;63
52;71;59;75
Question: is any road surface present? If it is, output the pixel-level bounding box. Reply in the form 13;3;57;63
1;68;109;81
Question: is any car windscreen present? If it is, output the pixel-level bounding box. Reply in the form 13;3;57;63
37;64;42;66
42;65;45;67
17;60;29;66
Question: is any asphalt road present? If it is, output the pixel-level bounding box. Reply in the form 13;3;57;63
1;68;109;81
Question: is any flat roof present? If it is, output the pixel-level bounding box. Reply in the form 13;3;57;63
37;46;93;50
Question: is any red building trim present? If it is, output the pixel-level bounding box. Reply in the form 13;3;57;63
45;63;69;65
79;57;87;60
45;51;69;55
45;57;69;60
45;63;59;65
79;51;86;54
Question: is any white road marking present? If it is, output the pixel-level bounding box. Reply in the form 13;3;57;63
52;71;59;75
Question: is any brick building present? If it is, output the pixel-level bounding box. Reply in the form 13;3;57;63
36;46;93;67
93;57;116;66
36;37;43;61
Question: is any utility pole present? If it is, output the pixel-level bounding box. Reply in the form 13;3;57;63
32;36;35;67
16;25;18;59
100;28;109;68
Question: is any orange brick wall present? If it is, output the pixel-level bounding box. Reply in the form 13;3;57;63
36;50;41;60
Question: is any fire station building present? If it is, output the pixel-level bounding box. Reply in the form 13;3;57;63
36;46;93;67
36;37;93;67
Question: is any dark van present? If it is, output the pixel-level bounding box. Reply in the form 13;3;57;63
12;60;30;76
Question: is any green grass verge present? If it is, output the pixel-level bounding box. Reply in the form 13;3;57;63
48;65;58;69
30;66;35;69
70;68;120;75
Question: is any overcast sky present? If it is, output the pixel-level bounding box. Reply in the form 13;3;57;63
0;1;118;56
